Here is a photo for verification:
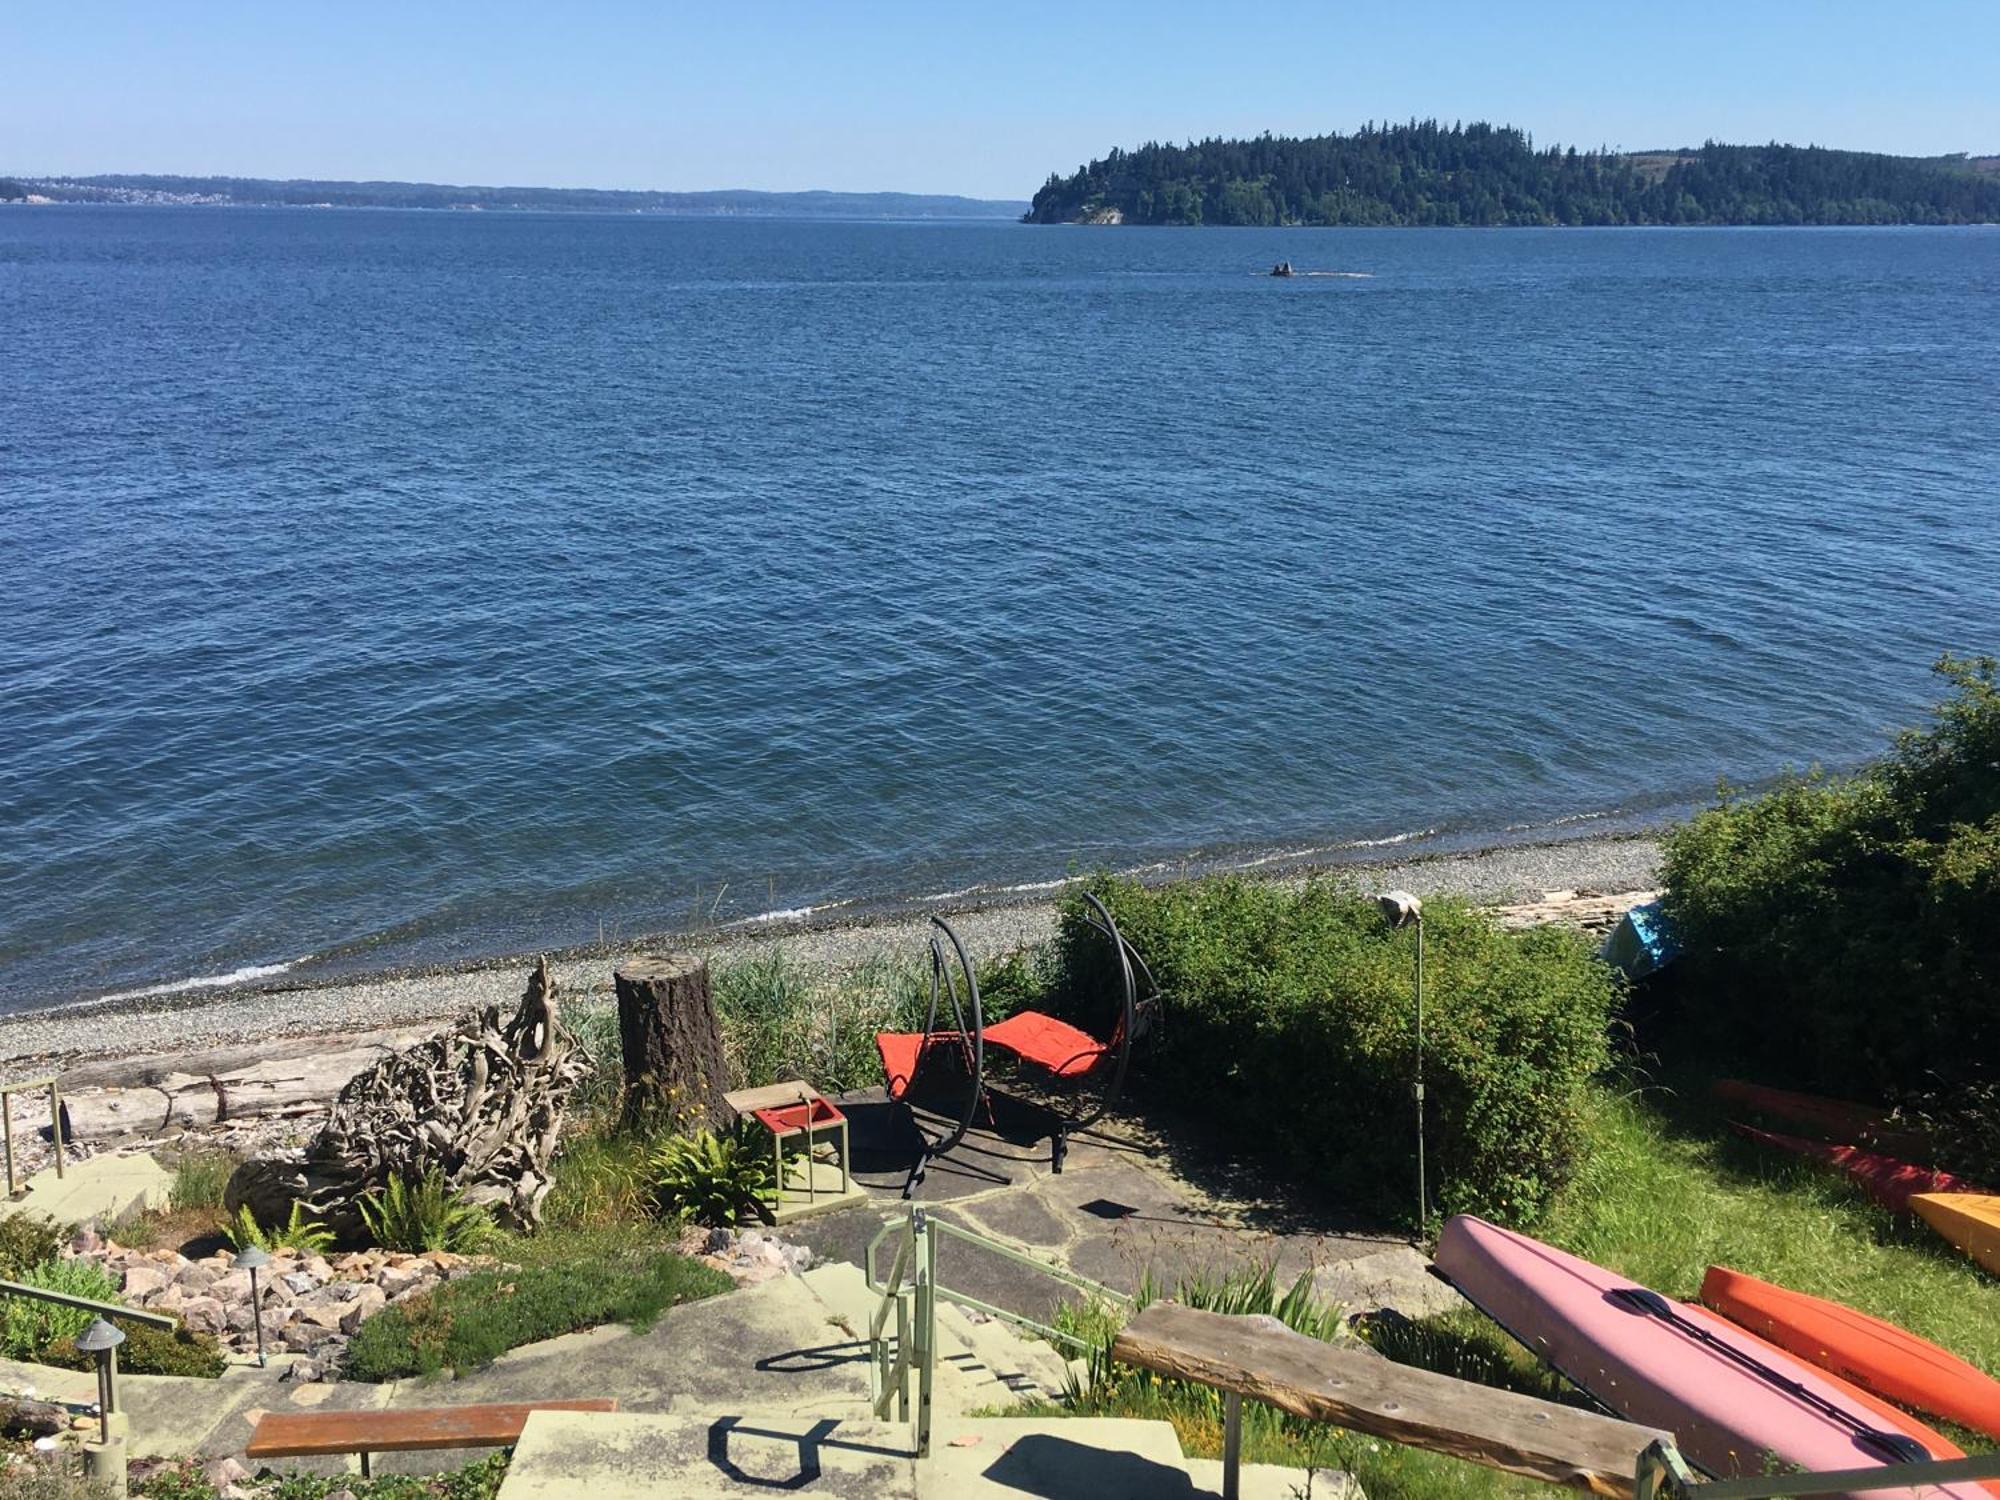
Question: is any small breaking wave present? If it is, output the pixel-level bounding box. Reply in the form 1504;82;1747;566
96;959;304;1005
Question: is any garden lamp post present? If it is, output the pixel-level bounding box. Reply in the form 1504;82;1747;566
75;1317;127;1498
233;1243;271;1367
1376;889;1426;1229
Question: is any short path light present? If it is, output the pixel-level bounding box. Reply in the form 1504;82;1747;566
233;1244;272;1367
75;1317;127;1498
1376;890;1426;1230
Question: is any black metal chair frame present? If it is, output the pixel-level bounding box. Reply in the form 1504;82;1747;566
894;914;986;1198
993;889;1161;1173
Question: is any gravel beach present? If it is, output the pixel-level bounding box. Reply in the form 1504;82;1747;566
0;832;1661;1067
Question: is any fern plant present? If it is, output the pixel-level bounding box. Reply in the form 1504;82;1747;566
651;1129;774;1226
222;1202;335;1255
358;1169;498;1253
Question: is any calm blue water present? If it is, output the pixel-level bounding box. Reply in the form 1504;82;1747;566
3;209;1996;1011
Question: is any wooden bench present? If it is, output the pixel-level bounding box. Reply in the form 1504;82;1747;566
1112;1302;1667;1498
245;1399;617;1477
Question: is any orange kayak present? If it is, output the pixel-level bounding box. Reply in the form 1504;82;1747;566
1713;1079;1930;1158
1700;1309;2000;1498
1701;1265;2000;1442
1729;1123;1982;1212
1911;1193;2000;1277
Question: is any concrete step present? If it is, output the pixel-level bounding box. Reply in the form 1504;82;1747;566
0;1151;170;1229
799;1262;1072;1415
919;1417;1195;1497
1184;1457;1364;1499
498;1410;918;1498
495;1410;1200;1499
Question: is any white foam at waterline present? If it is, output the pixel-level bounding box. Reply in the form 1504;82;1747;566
97;959;302;1005
1339;827;1439;849
722;899;854;928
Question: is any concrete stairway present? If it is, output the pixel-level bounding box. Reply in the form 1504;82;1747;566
0;1151;170;1228
489;1261;1360;1498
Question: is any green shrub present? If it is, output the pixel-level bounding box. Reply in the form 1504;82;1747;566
223;1202;334;1256
168;1151;235;1213
0;1215;71;1279
344;1245;730;1381
358;1170;497;1254
38;1321;226;1379
0;1259;121;1359
1054;874;1617;1225
136;1452;511;1498
1662;654;2000;1099
651;1130;774;1226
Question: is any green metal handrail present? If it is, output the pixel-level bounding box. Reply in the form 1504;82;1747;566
0;1279;173;1329
1635;1437;2000;1498
864;1204;1128;1458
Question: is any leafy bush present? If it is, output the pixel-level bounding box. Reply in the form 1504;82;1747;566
39;1321;226;1379
1662;655;2000;1100
1054;874;1617;1225
0;1215;71;1279
0;1259;121;1359
223;1202;334;1255
168;1152;236;1213
344;1243;730;1380
358;1170;497;1254
651;1130;774;1226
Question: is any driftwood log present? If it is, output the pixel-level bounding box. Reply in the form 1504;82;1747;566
227;957;584;1236
615;954;730;1133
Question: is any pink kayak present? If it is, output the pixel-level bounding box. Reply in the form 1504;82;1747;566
1434;1216;1988;1498
1729;1123;1982;1212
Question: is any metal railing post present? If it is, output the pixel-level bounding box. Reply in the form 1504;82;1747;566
914;1211;936;1458
2;1098;15;1198
1222;1391;1242;1500
49;1080;64;1180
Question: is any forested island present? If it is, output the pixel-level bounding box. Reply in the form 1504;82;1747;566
0;174;1027;218
1026;121;2000;226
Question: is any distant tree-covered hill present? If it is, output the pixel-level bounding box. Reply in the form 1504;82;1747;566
1026;122;2000;226
4;174;1028;218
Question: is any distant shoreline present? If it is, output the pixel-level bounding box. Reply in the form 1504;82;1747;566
0;829;1663;1067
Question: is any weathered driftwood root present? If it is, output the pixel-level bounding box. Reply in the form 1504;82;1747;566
227;957;585;1236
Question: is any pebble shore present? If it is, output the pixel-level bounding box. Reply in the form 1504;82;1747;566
0;833;1661;1067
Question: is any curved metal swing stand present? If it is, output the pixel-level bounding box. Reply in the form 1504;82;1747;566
982;890;1161;1174
873;915;985;1200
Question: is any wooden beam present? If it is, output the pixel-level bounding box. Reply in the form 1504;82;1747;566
1111;1303;1667;1498
245;1400;618;1460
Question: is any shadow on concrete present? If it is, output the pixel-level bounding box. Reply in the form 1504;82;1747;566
755;1338;871;1376
978;1432;1197;1497
704;1415;911;1489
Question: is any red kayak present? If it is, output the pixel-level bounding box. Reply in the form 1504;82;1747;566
1713;1080;1930;1158
1729;1123;1981;1212
1702;1265;2000;1443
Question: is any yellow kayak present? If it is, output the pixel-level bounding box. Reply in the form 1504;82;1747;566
1911;1192;2000;1275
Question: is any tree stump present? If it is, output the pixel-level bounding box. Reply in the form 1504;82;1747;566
615;954;731;1133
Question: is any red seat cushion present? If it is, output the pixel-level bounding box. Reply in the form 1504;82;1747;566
984;1011;1108;1079
876;1031;967;1099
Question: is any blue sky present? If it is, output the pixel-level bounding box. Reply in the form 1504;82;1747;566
8;2;1997;199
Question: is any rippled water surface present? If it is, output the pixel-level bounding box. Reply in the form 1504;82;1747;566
2;211;1995;1008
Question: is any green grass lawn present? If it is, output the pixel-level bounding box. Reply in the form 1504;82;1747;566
1053;1077;2000;1498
